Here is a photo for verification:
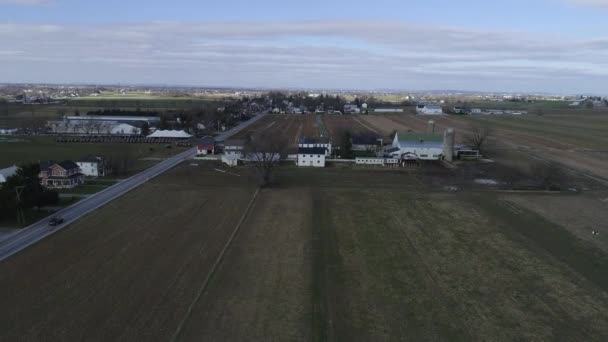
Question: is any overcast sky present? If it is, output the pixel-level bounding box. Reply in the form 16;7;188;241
1;0;607;94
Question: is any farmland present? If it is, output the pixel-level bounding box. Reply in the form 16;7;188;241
360;111;608;182
0;164;607;341
0;136;187;173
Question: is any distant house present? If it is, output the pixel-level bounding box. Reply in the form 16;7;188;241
343;104;361;114
39;161;85;189
452;107;465;114
299;137;332;156
224;139;246;158
416;104;444;115
297;147;326;167
76;156;108;177
0;165;18;184
389;131;444;161
196;137;216;155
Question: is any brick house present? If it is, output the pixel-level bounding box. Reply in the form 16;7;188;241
39;160;85;189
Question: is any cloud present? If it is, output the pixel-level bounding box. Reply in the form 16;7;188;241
567;0;608;7
0;21;607;93
0;0;51;5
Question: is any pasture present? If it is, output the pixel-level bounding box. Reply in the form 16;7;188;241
0;164;607;341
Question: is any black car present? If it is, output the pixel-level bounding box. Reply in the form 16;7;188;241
49;217;64;226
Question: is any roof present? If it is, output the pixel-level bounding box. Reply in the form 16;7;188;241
0;165;18;180
147;130;192;138
66;115;160;122
197;136;215;146
224;138;246;147
418;104;442;110
299;137;330;144
40;160;80;171
298;147;327;155
78;155;102;163
396;132;443;143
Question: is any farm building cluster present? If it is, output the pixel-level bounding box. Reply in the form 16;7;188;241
195;118;480;168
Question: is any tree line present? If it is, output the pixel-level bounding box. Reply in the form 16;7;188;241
0;164;59;225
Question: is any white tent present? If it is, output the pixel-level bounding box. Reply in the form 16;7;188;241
147;130;192;139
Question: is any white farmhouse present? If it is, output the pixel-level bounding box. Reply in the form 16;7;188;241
299;137;332;156
388;131;444;161
223;139;246;158
297;147;326;167
416;104;444;115
76;156;107;177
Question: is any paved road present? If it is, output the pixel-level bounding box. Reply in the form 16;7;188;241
0;147;197;262
214;113;268;142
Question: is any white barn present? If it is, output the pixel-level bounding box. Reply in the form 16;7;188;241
389;131;444;160
416;104;444;115
297;147;326;167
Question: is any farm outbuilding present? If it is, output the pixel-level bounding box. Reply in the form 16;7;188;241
297;147;327;167
416;105;444;115
196;137;216;155
147;130;192;139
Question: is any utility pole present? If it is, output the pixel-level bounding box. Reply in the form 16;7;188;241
15;186;26;226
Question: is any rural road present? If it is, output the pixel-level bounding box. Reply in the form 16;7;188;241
214;112;268;142
0;113;267;262
0;147;197;262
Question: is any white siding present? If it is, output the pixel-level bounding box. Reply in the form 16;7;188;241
297;154;325;167
76;162;99;177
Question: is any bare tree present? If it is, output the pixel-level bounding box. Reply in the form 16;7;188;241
103;123;113;135
465;123;492;153
83;118;95;135
243;132;287;186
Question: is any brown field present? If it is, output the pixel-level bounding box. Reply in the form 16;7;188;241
1;164;608;341
0;165;257;341
503;192;608;253
361;112;608;182
231;115;320;152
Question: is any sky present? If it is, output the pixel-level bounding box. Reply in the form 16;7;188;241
0;0;607;94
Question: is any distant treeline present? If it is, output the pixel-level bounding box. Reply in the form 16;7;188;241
86;109;160;117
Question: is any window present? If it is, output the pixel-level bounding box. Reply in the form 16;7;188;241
317;160;320;164
420;154;428;157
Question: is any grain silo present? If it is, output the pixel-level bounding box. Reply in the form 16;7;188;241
427;120;436;133
443;128;455;162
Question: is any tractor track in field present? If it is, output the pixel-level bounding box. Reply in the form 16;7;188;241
170;187;261;342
